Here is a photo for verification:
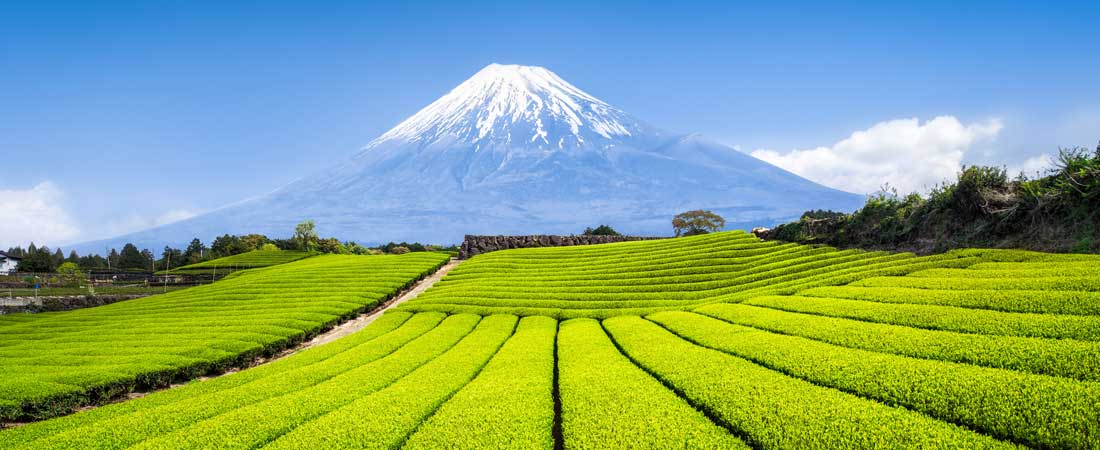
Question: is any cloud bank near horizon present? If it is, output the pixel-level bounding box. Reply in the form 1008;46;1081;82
752;116;1008;195
0;182;200;251
0;182;79;249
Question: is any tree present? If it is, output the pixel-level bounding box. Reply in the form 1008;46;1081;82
260;243;279;251
107;248;120;269
56;262;84;286
293;220;319;251
52;248;65;267
211;234;245;257
380;241;425;253
80;254;107;270
583;225;621;236
317;238;348;254
672;210;726;237
16;243;57;272
160;247;182;271
117;244;148;270
183;239;206;264
390;245;410;255
141;249;156;271
67;250;80;264
240;234;270;252
270;238;296;250
345;241;370;255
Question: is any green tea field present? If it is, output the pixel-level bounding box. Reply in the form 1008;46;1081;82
0;252;449;421
158;250;317;276
1;232;1096;449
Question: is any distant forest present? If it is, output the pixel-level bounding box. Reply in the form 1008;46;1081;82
7;220;457;273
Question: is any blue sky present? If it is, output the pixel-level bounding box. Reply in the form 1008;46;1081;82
2;1;1098;248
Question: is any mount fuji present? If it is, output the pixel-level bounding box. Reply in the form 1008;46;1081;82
75;64;864;252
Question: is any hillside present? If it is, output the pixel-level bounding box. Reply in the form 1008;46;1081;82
3;232;1096;449
159;250;317;276
399;231;976;318
71;64;863;254
0;253;449;421
763;145;1100;254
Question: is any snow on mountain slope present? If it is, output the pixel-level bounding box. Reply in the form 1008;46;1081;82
72;64;865;253
369;63;656;150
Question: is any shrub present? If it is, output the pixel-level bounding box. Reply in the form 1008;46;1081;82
582;225;621;236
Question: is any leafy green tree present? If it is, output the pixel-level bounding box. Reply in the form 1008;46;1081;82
52;248;65;267
141;249;156;270
583;225;621;236
56;262;85;286
317;238;348;254
160;247;182;271
78;254;107;270
17;243;57;272
211;234;246;257
240;234;270;251
294;220;319;251
67;250;80;264
260;243;279;251
345;241;370;255
117;244;148;270
380;241;426;253
107;248;120;269
183;239;206;264
672;210;726;237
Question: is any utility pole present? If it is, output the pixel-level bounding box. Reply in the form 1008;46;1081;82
164;252;170;293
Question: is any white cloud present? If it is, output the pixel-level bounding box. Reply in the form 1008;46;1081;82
100;208;201;239
155;209;199;226
751;116;1003;194
0;182;80;248
1009;153;1056;179
0;182;200;249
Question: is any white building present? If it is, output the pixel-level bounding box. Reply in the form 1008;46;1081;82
0;251;21;274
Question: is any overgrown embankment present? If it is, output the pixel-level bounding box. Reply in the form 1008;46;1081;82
761;144;1100;254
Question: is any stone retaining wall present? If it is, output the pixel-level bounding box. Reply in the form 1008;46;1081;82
459;234;666;259
0;294;146;314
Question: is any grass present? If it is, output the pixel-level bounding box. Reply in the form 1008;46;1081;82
2;232;1098;449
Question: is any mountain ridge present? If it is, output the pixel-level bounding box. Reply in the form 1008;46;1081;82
71;63;864;253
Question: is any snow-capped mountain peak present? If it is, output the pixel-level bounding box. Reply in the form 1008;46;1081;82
368;63;653;150
73;63;866;254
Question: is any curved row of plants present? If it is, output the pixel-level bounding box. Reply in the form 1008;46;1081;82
0;252;449;421
400;231;983;318
157;250;317;276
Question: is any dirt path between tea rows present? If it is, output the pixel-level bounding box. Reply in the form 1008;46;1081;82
293;257;461;350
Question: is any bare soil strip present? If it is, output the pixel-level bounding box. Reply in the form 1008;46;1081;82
292;257;461;351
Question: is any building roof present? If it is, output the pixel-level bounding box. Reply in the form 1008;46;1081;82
0;251;22;260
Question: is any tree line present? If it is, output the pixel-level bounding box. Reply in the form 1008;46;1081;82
8;220;457;274
8;214;727;274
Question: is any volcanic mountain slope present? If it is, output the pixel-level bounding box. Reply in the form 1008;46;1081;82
77;64;863;251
